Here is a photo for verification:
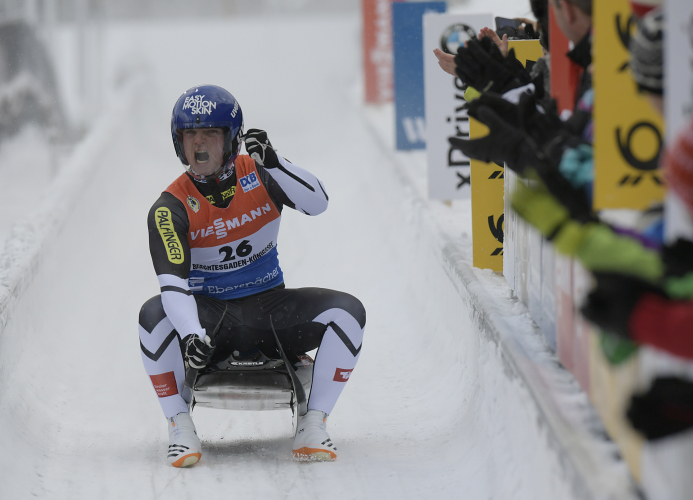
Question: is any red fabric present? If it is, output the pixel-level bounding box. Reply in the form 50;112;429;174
630;294;693;359
628;1;661;18
663;117;693;212
549;4;579;113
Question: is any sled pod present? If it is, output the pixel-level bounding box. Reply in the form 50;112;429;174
190;353;313;412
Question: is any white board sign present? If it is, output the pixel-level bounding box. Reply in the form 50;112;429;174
665;0;693;139
664;0;693;243
424;12;493;200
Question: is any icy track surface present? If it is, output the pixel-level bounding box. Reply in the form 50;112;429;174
1;16;575;499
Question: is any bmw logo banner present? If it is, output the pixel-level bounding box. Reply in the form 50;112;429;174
423;12;492;200
392;1;446;151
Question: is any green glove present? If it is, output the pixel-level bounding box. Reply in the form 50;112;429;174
511;179;569;236
600;332;639;365
511;179;594;256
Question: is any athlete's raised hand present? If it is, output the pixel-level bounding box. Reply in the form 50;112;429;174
245;129;279;168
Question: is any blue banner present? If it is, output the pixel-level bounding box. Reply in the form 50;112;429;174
392;1;447;150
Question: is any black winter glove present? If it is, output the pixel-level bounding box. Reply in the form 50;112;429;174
467;92;521;127
244;129;279;168
184;334;216;370
517;93;562;149
504;48;533;86
580;272;667;338
627;377;693;440
454;37;524;94
661;238;693;278
450;103;543;175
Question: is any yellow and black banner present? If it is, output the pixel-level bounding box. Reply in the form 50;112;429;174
593;0;665;209
470;40;544;271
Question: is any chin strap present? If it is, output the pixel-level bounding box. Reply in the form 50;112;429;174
187;159;235;184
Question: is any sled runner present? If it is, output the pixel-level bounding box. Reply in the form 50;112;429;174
184;317;312;427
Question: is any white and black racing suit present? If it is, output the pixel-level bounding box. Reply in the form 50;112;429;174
139;154;365;418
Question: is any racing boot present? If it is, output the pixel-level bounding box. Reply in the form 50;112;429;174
292;410;337;461
167;412;202;467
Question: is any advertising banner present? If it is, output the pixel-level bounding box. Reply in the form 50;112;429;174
362;0;402;104
423;12;491;198
503;169;517;289
469;118;504;270
665;0;693;139
467;39;542;271
393;1;446;151
593;0;665;210
663;0;693;243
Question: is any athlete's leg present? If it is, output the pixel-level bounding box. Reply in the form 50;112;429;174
138;295;237;418
217;287;366;416
139;295;239;467
138;295;189;419
234;287;365;461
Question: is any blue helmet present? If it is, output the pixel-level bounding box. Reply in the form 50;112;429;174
171;85;244;176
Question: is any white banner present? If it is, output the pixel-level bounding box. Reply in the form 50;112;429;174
665;0;693;139
664;0;693;243
423;12;493;200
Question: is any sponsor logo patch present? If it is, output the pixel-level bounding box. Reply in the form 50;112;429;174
189;203;273;241
187;195;200;213
155;207;184;264
239;172;261;193
230;361;265;366
333;368;353;382
150;371;178;397
204;186;235;205
440;23;477;55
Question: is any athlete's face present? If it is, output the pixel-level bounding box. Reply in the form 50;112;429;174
182;128;225;176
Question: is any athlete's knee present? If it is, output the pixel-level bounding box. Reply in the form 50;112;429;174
334;292;366;329
139;295;166;334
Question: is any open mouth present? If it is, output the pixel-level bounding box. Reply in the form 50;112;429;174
195;151;209;162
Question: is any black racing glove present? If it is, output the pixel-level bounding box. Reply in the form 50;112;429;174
244;129;279;168
454;37;524;94
580;272;667;338
627;377;693;440
184;334;216;370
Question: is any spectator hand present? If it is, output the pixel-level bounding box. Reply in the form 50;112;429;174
627;377;693;440
245;129;279;168
516;92;582;168
184;334;216;370
511;179;595;254
454;37;522;94
661;238;693;278
433;48;457;77
580;272;666;338
449;102;541;174
478;27;508;57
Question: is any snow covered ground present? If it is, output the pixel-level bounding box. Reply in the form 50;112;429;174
0;13;616;499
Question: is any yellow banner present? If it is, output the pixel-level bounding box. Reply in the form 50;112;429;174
593;0;665;209
471;40;544;271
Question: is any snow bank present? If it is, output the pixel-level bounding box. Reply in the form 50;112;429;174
0;76;142;489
